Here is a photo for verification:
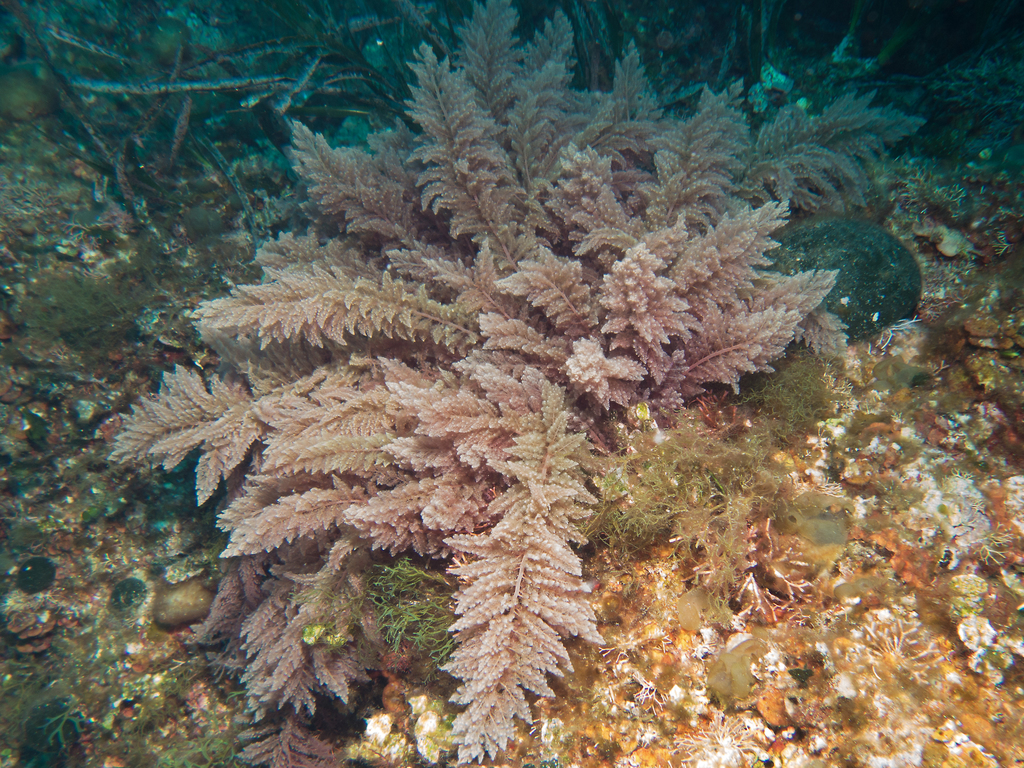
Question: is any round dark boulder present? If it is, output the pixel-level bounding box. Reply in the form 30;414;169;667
771;218;921;340
16;556;56;594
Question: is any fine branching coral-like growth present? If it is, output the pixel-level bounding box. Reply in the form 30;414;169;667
111;1;921;764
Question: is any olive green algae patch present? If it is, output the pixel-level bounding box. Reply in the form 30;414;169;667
0;63;60;121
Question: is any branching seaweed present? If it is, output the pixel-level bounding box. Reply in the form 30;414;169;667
588;412;780;599
367;559;458;670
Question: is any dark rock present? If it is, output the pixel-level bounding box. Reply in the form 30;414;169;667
772;218;921;340
16;556;56;594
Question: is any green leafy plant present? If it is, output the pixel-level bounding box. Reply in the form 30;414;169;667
744;352;840;444
367;559;457;670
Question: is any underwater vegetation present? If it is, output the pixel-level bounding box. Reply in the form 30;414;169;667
0;0;1023;766
744;351;842;444
367;560;458;672
0;0;434;257
0;62;59;121
590;408;777;570
21;696;86;763
14;271;145;360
